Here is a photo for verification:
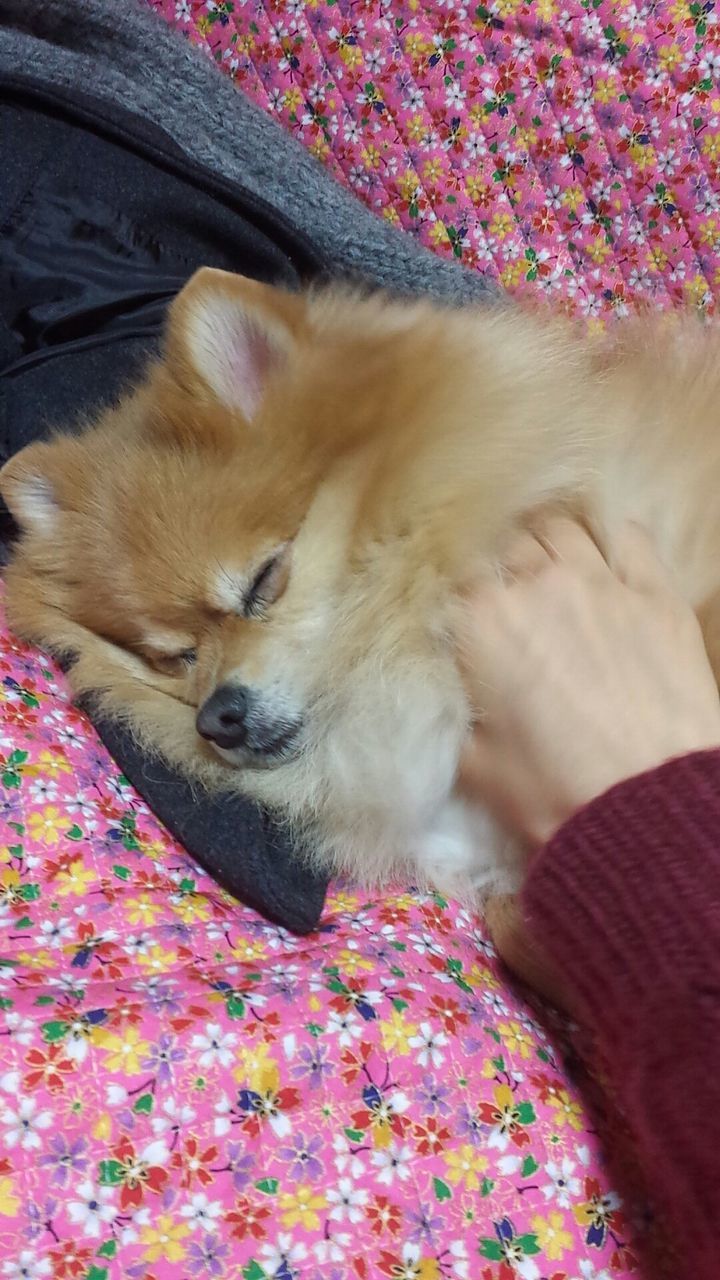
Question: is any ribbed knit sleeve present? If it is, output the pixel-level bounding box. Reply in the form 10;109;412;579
523;749;720;1279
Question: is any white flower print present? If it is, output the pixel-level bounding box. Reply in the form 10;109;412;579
67;1180;117;1237
190;1022;238;1069
326;1177;368;1223
371;1141;414;1186
2;1097;52;1151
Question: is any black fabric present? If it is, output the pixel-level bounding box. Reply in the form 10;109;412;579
0;79;331;933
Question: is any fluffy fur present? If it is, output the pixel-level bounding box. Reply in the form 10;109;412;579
3;268;720;900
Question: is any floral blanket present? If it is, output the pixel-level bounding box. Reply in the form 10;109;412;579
6;0;717;1272
0;598;640;1278
153;0;720;320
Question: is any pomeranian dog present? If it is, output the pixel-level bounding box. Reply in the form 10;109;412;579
2;267;720;901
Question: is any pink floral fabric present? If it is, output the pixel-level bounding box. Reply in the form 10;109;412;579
0;588;643;1278
150;0;720;321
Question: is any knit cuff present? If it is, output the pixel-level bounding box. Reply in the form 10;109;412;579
522;749;720;1036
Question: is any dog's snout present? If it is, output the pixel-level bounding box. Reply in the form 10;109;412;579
196;685;250;749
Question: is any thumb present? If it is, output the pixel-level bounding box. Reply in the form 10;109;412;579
485;894;571;1012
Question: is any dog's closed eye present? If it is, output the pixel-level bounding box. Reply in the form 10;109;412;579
244;546;291;619
146;648;197;678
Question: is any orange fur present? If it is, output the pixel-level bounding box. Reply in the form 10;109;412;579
3;268;720;899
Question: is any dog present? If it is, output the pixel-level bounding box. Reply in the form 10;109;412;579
2;267;720;901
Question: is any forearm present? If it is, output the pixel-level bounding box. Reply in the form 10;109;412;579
523;749;720;1277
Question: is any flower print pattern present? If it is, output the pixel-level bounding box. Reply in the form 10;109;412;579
0;599;646;1275
152;0;720;322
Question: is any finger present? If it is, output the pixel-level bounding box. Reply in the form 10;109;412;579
497;527;554;581
534;515;611;577
610;521;678;594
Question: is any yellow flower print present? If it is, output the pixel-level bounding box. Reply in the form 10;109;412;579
701;131;720;166
26;806;66;847
535;0;556;19
587;238;612;264
309;138;330;162
404;32;433;61
172;894;211;926
279;1184;326;1230
423;157;445;184
398;170;420;202
561;184;585;214
15;950;55;972
234;1042;280;1095
495;0;522;14
669;0;691;17
658;41;683;70
443;1144;488;1191
500;260;525;289
140;1215;190;1263
699;218;720;249
516;125;538;148
339;43;362;70
383;206;401;226
548;1087;584;1131
465;174;491;205
29;749;71;778
380;1008;418;1056
429;221;451;247
283;87;303;112
137;944;179;976
646;245;668;273
0;1177;19;1217
593;76;618;104
329;889;361;913
96;1025;150;1074
361;144;382;169
126;892;162;926
531;1211;573;1259
489;211;514;240
230;935;267;963
465;962;500;991
407;113;427;142
54;858;97;897
336;948;374;977
628;142;655;170
497;1020;535;1059
684;275;711;308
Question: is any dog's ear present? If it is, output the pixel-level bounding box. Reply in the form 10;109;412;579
165;268;304;422
0;441;76;538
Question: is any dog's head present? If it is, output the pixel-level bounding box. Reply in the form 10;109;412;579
1;269;395;770
1;269;456;779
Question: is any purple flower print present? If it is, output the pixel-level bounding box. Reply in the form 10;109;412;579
222;1142;255;1192
278;1132;324;1181
415;1076;452;1117
142;1033;185;1084
291;1041;334;1089
187;1234;231;1276
38;1134;89;1187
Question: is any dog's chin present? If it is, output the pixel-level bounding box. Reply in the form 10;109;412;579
209;730;303;772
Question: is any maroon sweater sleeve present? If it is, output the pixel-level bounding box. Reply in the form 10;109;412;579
523;749;720;1280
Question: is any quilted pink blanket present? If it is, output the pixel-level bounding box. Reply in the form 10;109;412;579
153;0;720;320
5;0;718;1274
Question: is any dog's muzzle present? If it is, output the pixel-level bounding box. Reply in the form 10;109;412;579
196;683;302;766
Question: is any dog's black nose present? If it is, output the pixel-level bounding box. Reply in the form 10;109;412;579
196;685;250;750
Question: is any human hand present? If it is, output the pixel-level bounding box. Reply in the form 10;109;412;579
459;517;720;850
